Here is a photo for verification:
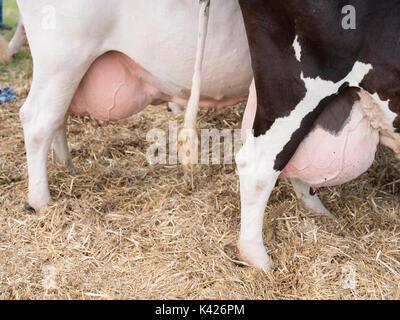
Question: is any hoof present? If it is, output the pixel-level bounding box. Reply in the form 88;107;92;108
23;201;36;212
238;240;274;271
300;199;333;218
66;160;78;171
26;196;53;213
52;149;77;170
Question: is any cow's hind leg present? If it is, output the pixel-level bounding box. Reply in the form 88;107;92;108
290;178;332;216
235;135;280;270
20;67;90;211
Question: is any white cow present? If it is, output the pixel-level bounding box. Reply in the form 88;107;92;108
18;0;252;210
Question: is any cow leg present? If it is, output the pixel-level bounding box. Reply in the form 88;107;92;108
290;178;332;216
51;118;76;170
235;136;279;270
20;67;90;211
241;81;330;219
237;0;375;270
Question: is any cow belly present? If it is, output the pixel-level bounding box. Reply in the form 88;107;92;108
68;52;166;121
281;104;380;188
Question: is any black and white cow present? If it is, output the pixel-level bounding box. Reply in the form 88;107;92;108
235;0;400;270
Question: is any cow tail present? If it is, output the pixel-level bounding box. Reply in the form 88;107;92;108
183;0;211;130
178;0;211;165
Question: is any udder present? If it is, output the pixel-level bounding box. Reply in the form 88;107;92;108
242;84;385;189
68;51;166;121
280;102;380;188
68;51;248;122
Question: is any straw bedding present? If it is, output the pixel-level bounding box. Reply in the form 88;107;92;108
0;73;400;300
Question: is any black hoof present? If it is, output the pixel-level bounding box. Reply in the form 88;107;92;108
233;258;248;268
23;201;35;212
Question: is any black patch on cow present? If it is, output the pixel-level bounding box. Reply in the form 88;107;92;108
273;85;361;171
239;0;307;136
357;2;400;132
313;85;360;135
239;0;400;136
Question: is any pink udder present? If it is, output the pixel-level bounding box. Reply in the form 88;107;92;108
68;51;248;122
68;51;165;121
242;83;381;189
280;104;380;188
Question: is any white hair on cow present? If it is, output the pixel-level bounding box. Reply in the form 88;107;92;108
0;35;11;63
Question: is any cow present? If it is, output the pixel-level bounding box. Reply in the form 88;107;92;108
234;0;400;270
17;0;252;211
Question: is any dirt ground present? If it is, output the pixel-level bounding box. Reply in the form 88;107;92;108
1;73;400;299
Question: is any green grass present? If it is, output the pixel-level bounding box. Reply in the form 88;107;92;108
0;0;32;85
1;0;19;40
